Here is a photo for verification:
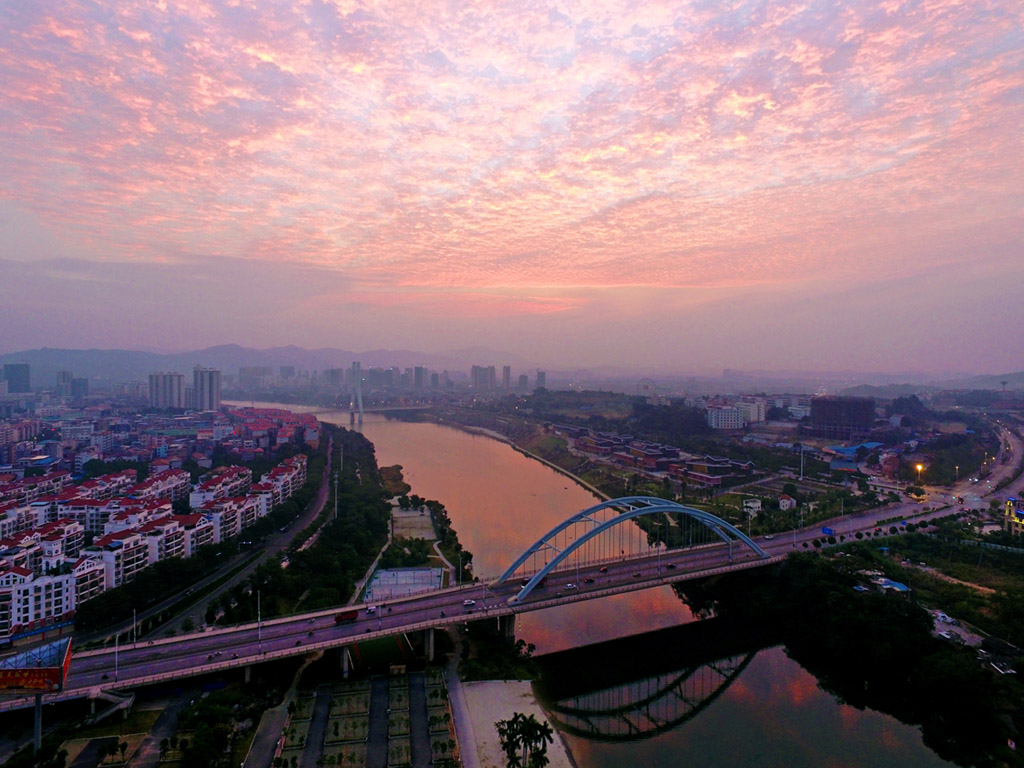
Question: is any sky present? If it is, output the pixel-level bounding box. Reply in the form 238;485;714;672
0;0;1022;375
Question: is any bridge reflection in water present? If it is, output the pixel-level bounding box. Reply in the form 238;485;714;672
532;618;768;743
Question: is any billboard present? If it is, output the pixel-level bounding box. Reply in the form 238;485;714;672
0;637;73;692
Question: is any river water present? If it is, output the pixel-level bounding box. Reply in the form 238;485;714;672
244;405;954;767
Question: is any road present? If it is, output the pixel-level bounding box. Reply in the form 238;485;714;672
5;421;1020;711
95;437;334;643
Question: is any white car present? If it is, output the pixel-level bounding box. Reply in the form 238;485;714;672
365;606;377;615
565;583;578;590
462;599;476;606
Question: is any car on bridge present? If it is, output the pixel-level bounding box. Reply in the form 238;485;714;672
565;583;577;590
463;599;476;606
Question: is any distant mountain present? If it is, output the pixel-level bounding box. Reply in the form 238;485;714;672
838;383;939;400
0;344;536;388
940;371;1024;391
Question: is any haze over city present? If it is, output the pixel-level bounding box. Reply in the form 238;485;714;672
1;1;1022;374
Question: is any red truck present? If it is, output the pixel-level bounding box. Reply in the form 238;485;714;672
334;609;359;624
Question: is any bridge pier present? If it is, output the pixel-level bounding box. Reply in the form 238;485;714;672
33;693;42;753
244;665;251;684
426;628;435;663
341;646;352;679
498;614;515;640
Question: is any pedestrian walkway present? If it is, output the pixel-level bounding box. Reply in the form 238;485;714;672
245;652;321;768
444;632;481;768
408;672;432;768
298;684;331;768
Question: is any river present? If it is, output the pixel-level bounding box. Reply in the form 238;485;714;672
240;404;955;767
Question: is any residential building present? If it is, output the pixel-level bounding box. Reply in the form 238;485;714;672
3;364;30;393
88;530;149;589
705;406;744;430
149;372;185;409
193;367;221;411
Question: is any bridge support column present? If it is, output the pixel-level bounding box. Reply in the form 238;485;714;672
341;646;352;679
349;411;355;425
498;614;515;640
244;665;251;684
426;628;435;663
33;693;42;753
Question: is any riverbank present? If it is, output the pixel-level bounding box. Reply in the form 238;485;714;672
462;681;576;768
432;414;608;504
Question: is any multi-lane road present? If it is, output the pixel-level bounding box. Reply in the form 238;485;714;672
5;418;1020;710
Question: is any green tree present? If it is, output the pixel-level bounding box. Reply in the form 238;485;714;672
495;712;554;768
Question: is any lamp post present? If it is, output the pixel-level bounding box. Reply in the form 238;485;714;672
955;465;959;483
916;463;923;483
257;590;262;655
333;472;338;521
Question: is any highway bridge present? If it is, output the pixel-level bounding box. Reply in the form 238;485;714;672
3;483;977;712
2;497;785;710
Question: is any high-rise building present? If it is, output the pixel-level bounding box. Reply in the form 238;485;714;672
193;366;222;411
56;370;74;396
810;396;876;440
414;366;428;389
471;365;497;390
71;378;89;398
535;370;546;390
502;365;511;390
3;364;30;393
148;372;185;409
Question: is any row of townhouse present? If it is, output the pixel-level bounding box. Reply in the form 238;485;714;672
127;468;190;502
0;470;73;506
0;454;309;645
249;454;307;507
188;465;253;508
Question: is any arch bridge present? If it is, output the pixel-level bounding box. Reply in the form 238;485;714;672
543;652;755;742
493;496;768;603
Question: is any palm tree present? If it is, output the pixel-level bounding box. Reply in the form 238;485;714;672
496;712;555;768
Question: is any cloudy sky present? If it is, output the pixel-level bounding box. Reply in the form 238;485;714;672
1;0;1021;374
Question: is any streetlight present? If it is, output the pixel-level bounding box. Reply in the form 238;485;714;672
955;465;959;483
257;590;262;655
916;463;923;483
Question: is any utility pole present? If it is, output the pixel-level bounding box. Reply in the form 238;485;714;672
333;471;338;521
257;590;262;655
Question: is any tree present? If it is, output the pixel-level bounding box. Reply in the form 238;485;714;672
495;712;554;768
119;742;127;762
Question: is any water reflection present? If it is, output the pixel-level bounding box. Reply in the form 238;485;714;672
543;640;955;768
237;404;955;767
315;410;695;653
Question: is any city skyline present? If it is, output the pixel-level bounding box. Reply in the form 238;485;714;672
1;1;1022;374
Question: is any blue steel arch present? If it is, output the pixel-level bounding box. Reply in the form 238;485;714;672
493;496;768;603
545;652;755;742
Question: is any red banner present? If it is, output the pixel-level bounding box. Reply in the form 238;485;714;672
0;667;62;691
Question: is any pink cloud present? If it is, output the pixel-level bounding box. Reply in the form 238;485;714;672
0;0;1021;364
